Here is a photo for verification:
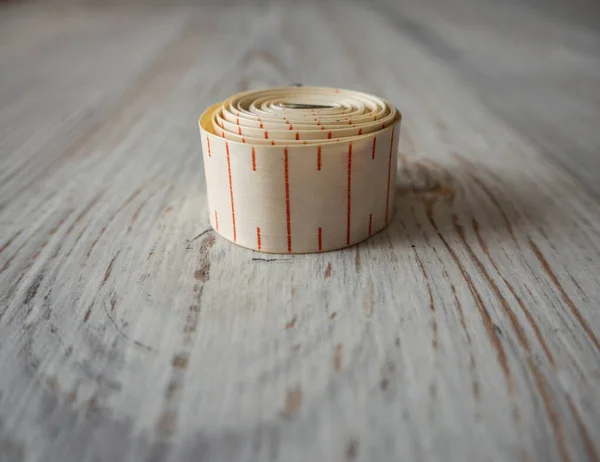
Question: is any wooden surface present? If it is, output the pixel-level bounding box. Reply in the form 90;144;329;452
1;0;600;461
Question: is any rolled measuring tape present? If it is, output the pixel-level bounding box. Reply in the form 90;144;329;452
198;86;401;253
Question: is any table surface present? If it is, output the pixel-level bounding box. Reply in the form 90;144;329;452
1;0;600;461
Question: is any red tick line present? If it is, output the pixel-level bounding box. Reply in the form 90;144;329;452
317;146;322;171
385;127;395;226
238;126;242;135
372;136;377;159
226;142;237;242
328;131;332;139
284;148;292;253
347;143;352;245
264;130;269;139
368;213;372;236
295;131;300;140
252;147;256;171
207;137;211;157
318;227;323;251
215;210;219;231
358;128;362;135
256;227;261;250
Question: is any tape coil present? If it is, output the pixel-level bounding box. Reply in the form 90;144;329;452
199;86;401;253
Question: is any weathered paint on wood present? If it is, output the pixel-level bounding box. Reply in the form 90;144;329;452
1;1;599;461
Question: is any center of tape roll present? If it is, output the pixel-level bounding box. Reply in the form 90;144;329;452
278;102;335;109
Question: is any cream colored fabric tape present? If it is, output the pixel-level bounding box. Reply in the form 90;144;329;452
198;86;401;253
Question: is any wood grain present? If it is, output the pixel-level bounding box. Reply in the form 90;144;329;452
375;0;600;196
1;1;599;461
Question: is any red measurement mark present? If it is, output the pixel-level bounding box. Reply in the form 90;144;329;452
226;142;237;242
372;136;377;159
260;123;264;129
385;127;395;225
271;140;275;145
321;126;325;130
348;120;352;125
256;227;261;250
358;128;362;135
317;146;322;171
236;117;240;125
207;137;211;157
318;227;323;251
284;148;292;252
328;131;332;139
289;125;294;130
238;126;242;135
252;147;256;171
264;130;269;139
295;131;300;140
215;210;219;231
242;137;246;143
221;130;225;137
347;143;352;245
368;213;372;236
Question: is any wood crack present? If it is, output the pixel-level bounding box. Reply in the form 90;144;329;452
528;238;600;352
455;215;570;462
101;299;156;353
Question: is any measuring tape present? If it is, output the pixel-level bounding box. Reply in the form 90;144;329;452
198;86;401;253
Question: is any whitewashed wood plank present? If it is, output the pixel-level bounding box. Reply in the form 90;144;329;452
374;0;600;196
0;1;599;462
